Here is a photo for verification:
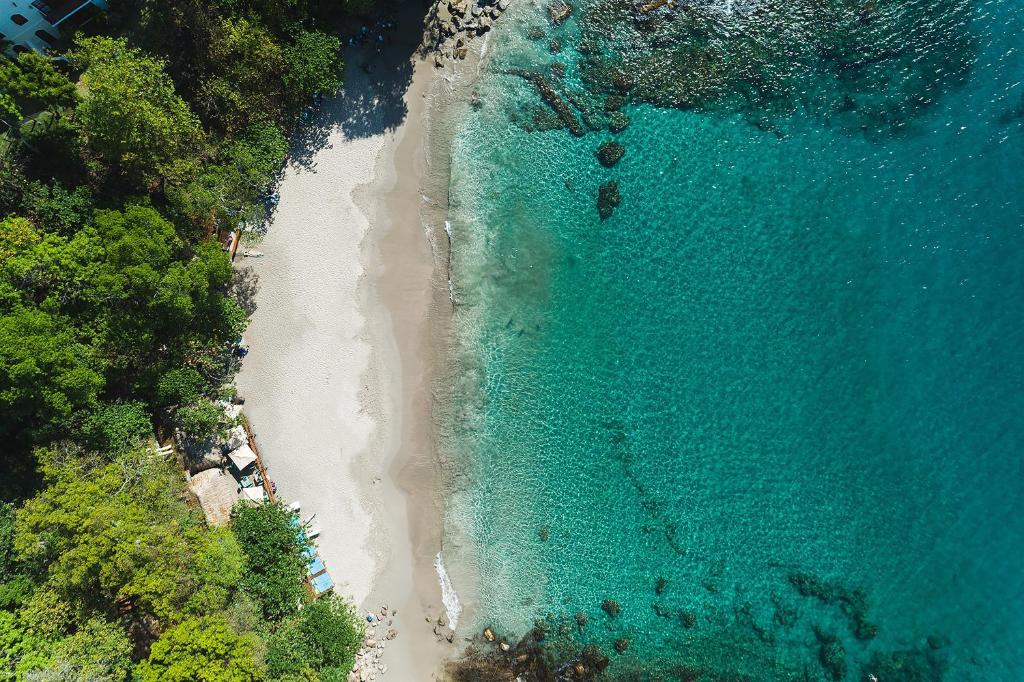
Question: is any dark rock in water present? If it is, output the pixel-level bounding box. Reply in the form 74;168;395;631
575;611;588;628
532;108;566;132
789;572;878;641
679;611;697;628
581;644;610;672
614;637;630;653
927;633;951;650
550;62;566;79
548;1;572;24
549;37;563;53
605;94;626;111
608;111;630;133
597;181;621;220
538;525;549;541
506;68;585;137
770;592;799;628
483;627;496;642
854;617;879;640
597;141;625;167
601;599;622;617
526;25;545;40
814;628;847;681
735;601;774;644
612;71;632;94
653;602;672;618
655;576;668;594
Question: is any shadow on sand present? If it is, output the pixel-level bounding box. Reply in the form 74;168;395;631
289;0;429;170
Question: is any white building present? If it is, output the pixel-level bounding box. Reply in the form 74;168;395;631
1;0;107;54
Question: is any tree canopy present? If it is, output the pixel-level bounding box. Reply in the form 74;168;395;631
0;0;362;677
73;36;204;185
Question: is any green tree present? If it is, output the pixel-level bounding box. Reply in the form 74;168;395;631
0;53;77;122
168;122;286;230
15;447;201;624
156;367;207;407
299;595;363;675
266;595;363;679
21;617;133;681
231;502;309;620
20;181;93;235
73;36;204;185
0;307;103;437
174;399;225;441
198;18;286;133
282;31;343;110
135;615;265;682
81;400;152;455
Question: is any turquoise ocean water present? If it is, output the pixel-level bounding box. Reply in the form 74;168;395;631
442;0;1024;678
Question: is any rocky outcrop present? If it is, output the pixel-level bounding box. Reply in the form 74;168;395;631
814;628;848;681
548;1;572;24
597;181;621;219
506;68;586;136
423;0;512;63
596;141;625;167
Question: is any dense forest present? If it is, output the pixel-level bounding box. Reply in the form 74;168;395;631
0;1;369;678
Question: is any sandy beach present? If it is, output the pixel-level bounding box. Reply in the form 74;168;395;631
236;8;472;677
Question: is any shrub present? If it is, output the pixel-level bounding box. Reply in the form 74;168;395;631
230;501;308;620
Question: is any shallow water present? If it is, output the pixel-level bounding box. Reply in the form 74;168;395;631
443;0;1024;678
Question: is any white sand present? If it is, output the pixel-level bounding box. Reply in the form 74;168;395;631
236;16;465;677
235;112;382;604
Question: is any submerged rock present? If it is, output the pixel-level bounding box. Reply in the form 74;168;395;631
655;576;668;594
538;525;550;542
815;628;847;681
506;68;585;137
605;94;626;111
575;611;588;628
601;599;622;617
581;644;610;672
596;141;625;167
548;1;572;24
679;611;696;628
597;181;622;220
789;572;878;641
614;637;630;653
653;602;672;618
608;111;630;133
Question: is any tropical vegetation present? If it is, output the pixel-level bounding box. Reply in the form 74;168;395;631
0;0;364;677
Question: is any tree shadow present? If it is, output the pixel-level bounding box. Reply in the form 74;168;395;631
288;0;427;169
229;266;260;317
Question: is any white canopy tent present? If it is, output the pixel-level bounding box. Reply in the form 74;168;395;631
227;443;258;472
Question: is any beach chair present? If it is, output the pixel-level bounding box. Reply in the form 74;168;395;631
308;556;326;575
311;572;334;596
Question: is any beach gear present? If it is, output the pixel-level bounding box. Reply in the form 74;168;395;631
311;572;334;595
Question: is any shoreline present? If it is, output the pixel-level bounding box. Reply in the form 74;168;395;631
236;6;486;677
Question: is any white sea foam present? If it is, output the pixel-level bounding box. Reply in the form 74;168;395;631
434;552;462;629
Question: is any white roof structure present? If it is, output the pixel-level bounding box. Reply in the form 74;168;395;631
227;443;258;471
241;486;266;503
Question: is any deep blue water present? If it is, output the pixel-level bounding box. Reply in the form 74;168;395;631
443;0;1024;678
